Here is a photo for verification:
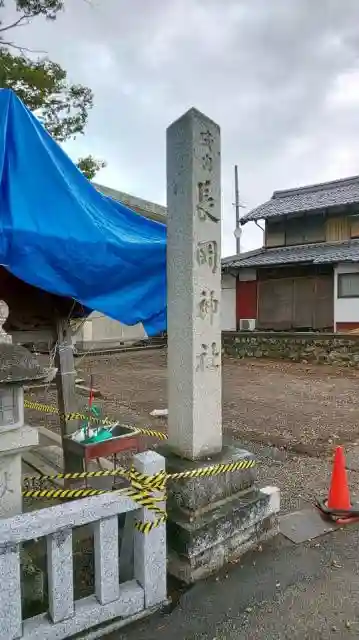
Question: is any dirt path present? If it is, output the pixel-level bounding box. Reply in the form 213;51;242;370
26;350;359;456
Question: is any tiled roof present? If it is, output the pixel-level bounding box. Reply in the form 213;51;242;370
93;183;167;223
240;175;359;224
222;240;359;269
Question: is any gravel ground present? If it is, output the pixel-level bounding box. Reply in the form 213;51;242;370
24;350;359;513
242;439;359;514
27;350;359;450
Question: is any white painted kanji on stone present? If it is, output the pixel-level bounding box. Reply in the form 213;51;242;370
167;109;222;459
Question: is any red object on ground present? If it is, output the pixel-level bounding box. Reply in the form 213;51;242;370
63;433;143;464
327;446;351;511
89;374;94;409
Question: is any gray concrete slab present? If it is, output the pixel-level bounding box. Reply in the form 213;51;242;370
109;524;359;640
280;507;337;543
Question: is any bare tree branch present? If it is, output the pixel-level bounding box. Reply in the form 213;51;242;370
0;30;45;54
0;39;45;53
0;14;31;33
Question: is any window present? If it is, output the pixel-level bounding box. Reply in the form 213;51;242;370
338;273;359;298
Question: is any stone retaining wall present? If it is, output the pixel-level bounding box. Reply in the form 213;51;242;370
223;331;359;367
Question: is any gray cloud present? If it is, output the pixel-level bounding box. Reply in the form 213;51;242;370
4;0;359;253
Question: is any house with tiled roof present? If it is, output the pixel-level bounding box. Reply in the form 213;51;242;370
93;183;167;224
222;175;359;332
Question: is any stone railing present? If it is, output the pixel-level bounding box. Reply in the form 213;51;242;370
0;451;166;640
223;331;359;367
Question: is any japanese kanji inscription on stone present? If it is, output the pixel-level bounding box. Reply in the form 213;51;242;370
167;108;222;459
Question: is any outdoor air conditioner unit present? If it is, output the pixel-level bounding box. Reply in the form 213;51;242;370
239;318;256;331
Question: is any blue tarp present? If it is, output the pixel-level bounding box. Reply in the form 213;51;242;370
0;89;166;335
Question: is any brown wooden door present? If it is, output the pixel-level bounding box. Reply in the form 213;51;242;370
313;275;333;330
257;278;293;329
258;273;333;330
293;277;315;328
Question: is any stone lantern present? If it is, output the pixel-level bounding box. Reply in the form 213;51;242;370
0;301;48;517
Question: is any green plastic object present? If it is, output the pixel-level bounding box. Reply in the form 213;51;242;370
79;403;113;444
83;428;113;444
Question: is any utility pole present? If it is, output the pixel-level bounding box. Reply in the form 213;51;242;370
234;165;243;255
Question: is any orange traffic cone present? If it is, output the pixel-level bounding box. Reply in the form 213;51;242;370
327;446;351;511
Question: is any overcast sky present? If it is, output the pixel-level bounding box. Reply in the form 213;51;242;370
4;0;359;255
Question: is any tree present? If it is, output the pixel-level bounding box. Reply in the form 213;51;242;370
0;0;106;179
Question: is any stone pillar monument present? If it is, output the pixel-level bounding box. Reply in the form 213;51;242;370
167;109;222;459
163;109;280;583
0;301;47;518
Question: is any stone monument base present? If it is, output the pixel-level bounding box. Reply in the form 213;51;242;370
158;445;280;584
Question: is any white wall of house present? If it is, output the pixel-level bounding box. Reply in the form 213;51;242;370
221;274;237;331
334;263;359;330
74;312;146;350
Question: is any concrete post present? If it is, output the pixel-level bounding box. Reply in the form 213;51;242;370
166;108;222;460
163;112;280;583
55;317;82;477
133;450;166;608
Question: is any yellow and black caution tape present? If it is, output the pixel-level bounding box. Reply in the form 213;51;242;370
135;514;166;534
22;467;165;492
22;485;163;509
129;458;256;491
23;400;256;533
22;460;255;533
22;485;167;533
22;486;108;500
23;458;255;495
124;487;166;517
24;399;168;440
22;466;131;489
